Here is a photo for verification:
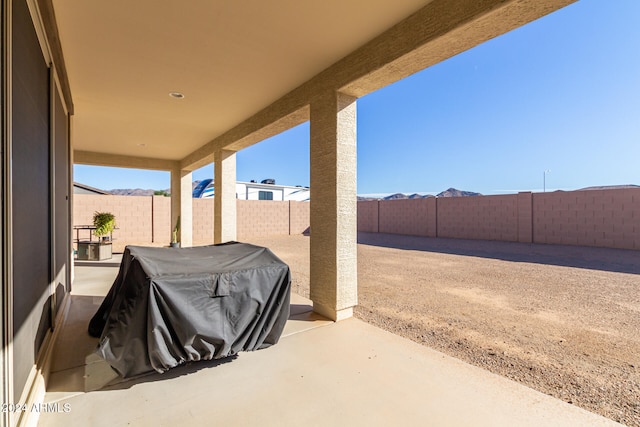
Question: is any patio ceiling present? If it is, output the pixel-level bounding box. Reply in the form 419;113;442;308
52;0;578;171
52;0;431;162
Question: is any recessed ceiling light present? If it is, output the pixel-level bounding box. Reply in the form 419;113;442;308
169;92;185;99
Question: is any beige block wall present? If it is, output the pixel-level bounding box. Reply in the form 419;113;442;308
289;201;311;235
533;188;640;250
73;194;153;252
236;200;290;240
193;198;215;245
517;192;533;243
152;195;172;244
357;201;379;233
74;196;309;250
379;198;432;236
74;188;640;252
426;197;437;237
437;195;518;242
357;189;639;250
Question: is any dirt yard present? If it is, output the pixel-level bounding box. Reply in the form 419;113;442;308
246;233;640;426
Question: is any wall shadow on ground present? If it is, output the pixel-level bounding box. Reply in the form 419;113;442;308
357;232;640;275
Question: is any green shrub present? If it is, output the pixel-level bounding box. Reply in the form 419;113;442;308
93;212;116;238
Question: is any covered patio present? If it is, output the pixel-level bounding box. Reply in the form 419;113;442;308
55;0;582;322
2;0;603;425
38;255;616;426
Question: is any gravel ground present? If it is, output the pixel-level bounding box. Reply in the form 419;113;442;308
246;233;640;426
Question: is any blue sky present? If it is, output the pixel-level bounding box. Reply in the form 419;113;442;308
74;0;640;196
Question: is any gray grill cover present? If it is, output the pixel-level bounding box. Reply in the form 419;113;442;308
89;243;291;378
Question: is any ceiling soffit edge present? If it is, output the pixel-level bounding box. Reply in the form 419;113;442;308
74;150;180;171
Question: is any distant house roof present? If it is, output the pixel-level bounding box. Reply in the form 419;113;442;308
73;182;110;195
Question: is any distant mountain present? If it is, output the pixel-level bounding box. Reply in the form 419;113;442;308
381;193;431;200
109;188;151;196
108;181;203;196
369;188;480;200
436;188;481;197
384;193;409;200
109;188;170;196
409;193;434;199
577;185;640;191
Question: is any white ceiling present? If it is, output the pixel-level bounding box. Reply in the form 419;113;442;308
52;0;432;161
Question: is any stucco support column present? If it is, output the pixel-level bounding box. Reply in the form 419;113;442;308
171;168;193;247
214;149;237;243
309;91;357;321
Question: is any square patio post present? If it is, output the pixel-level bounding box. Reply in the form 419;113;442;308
309;91;357;321
171;168;193;247
214;149;237;243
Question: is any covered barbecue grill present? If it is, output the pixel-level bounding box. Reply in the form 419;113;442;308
89;242;291;378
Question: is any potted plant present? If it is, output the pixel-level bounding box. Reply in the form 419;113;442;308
93;211;116;242
77;211;115;261
170;216;180;248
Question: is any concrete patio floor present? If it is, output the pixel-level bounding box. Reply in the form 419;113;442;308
38;254;620;426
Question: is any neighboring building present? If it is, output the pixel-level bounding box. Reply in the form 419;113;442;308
73;182;110;195
193;179;310;202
